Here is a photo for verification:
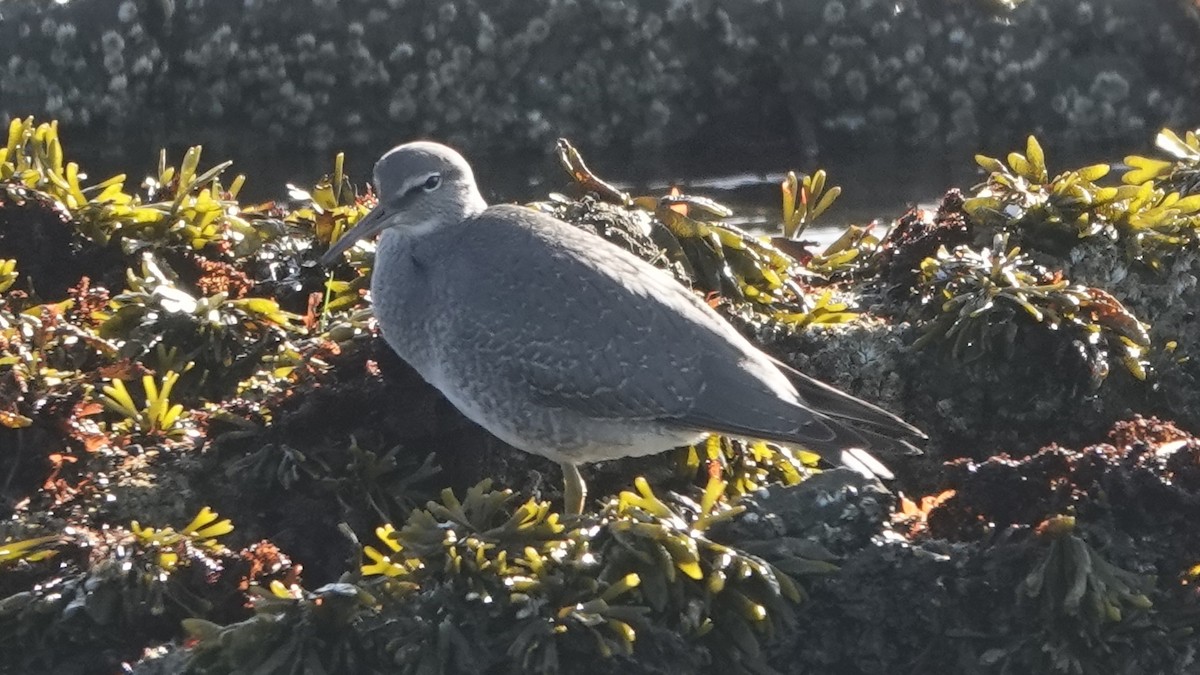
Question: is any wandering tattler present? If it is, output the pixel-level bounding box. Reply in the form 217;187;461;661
320;141;925;514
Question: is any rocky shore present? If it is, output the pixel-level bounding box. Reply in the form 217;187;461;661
0;115;1198;672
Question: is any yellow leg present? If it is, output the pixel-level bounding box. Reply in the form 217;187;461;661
561;462;586;515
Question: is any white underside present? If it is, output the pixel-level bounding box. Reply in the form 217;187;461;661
430;370;708;465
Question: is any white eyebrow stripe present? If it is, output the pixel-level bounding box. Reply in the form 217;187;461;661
400;171;441;196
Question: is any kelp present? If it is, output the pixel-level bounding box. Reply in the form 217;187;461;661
912;234;1150;382
542;138;864;328
965;134;1200;267
187;477;825;674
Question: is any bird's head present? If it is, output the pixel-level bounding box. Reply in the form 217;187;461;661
319;141;487;265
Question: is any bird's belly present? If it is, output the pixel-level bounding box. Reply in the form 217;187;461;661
425;371;706;465
551;424;710;464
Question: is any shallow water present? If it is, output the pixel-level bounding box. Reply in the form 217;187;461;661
71;140;1146;249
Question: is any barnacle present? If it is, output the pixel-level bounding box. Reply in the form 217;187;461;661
2;0;1192;161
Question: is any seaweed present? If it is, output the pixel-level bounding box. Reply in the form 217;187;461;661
965;135;1200;267
1124;128;1200;197
185;477;824;674
1;114;1199;673
911;233;1150;383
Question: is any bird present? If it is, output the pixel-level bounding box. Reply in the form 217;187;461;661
320;141;925;515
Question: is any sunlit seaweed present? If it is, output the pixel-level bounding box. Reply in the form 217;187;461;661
0;118;259;256
185;477;824;674
776;169;887;280
0;534;60;566
544;138;862;328
780;169;841;240
97;251;303;401
912;234;1150;382
965;135;1200;266
676;435;820;499
131;506;235;571
1123;128;1200;197
2;112;1198;674
100;367;191;439
0;113;840;675
0;509;251;671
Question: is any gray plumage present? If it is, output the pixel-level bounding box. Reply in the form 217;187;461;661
321;141;924;511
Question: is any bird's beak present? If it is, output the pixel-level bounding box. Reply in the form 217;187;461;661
318;205;392;266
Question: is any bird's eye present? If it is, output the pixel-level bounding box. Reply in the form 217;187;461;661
423;174;442;191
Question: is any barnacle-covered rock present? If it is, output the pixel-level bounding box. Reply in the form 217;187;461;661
178;477;841;674
953;133;1200;433
1;1;1197;160
767;418;1200;675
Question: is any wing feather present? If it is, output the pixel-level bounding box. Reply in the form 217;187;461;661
429;205;923;469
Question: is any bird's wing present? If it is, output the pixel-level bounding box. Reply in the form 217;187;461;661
430;205;922;460
674;354;843;443
429;205;714;421
674;352;923;471
765;356;926;440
